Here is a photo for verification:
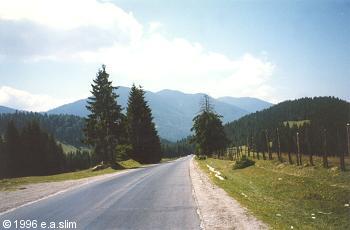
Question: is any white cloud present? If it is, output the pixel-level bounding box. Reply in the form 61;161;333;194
0;0;142;40
0;86;68;111
0;0;276;104
0;0;143;58
148;21;163;33
76;33;275;99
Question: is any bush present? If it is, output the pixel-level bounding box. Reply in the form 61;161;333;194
196;155;207;160
115;144;133;162
233;155;255;169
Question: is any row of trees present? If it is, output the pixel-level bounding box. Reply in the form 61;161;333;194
0;112;84;147
84;65;162;166
0;120;65;178
161;137;195;158
225;97;350;171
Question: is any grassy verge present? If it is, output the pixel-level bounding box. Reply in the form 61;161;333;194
0;159;142;191
196;157;350;229
60;142;91;154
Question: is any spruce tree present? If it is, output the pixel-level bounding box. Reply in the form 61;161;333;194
4;120;21;177
0;135;8;178
127;84;161;163
84;65;123;166
191;95;228;156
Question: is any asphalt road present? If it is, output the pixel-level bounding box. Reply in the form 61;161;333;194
0;156;201;230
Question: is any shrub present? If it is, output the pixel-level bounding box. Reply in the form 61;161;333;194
115;144;133;162
196;155;207;160
233;155;255;169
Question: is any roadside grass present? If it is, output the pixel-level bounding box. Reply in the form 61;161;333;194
60;142;91;154
196;156;350;229
0;159;143;191
117;159;143;169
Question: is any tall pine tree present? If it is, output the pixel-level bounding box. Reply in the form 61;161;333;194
127;84;161;163
84;65;123;166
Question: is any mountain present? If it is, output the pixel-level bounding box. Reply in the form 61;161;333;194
47;87;270;141
0;105;16;114
218;96;273;113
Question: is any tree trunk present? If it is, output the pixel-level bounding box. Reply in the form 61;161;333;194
277;128;282;162
340;151;345;171
265;130;272;160
288;151;293;164
338;129;345;171
296;132;301;166
309;152;314;166
323;129;328;168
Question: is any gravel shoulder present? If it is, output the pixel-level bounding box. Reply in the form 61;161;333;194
190;157;268;230
0;169;132;214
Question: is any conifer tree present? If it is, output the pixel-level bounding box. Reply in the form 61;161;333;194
4;120;21;176
127;84;161;163
191;95;228;156
84;65;123;166
0;135;8;178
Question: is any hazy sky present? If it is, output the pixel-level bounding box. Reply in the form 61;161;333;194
0;0;349;111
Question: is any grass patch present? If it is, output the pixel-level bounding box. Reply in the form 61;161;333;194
283;119;311;128
117;159;143;168
59;142;91;154
0;159;142;191
197;157;350;229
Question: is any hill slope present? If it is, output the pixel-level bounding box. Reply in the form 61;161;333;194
48;87;259;141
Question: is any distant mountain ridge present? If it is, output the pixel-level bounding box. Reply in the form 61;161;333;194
218;96;273;113
0;105;17;114
46;87;272;141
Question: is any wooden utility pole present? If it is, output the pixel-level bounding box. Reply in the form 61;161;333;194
276;128;282;162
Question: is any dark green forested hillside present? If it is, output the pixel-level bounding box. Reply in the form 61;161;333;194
0;112;85;147
225;97;350;159
0;120;66;178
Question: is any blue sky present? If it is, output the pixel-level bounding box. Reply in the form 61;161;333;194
0;0;349;111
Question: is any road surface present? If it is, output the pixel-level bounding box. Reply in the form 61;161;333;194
0;156;201;230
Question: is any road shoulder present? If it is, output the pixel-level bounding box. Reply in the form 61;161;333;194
0;169;133;214
189;157;268;230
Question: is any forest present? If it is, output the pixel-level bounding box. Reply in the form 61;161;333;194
0;112;84;147
224;97;350;170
